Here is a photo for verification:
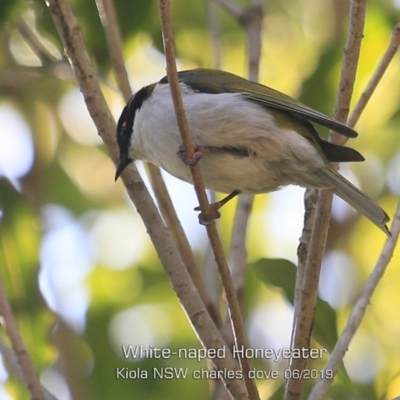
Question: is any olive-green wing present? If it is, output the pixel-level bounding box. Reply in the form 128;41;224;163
170;69;357;138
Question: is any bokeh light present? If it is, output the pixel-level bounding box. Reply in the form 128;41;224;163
0;104;34;181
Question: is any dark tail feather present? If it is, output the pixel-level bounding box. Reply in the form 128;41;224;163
319;168;390;235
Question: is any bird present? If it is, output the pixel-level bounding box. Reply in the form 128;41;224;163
115;68;390;234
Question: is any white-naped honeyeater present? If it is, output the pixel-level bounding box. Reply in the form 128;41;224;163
115;69;390;234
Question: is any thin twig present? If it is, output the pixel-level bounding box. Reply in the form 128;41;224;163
214;0;243;19
158;1;258;399
46;0;248;397
307;20;400;398
309;198;400;400
0;337;56;400
158;1;211;214
217;4;263;379
207;0;222;69
204;0;223;324
226;0;263;295
0;278;46;400
244;0;263;77
229;194;253;293
296;21;400;321
17;19;58;65
94;0;131;102
95;0;221;328
286;1;368;399
348;21;400;129
146;163;223;327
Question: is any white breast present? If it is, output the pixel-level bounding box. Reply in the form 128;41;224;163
130;83;325;194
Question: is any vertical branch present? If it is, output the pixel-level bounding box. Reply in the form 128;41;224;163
146;163;223;327
214;0;264;305
94;0;130;101
309;199;400;400
293;24;400;399
46;0;249;397
207;0;222;69
228;0;263;295
0;337;56;400
158;1;259;399
243;0;263;80
158;0;210;213
95;0;222;328
347;21;400;128
0;278;46;400
286;1;368;399
307;20;400;398
204;0;222;317
209;7;261;397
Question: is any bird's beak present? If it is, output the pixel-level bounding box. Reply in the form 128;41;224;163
115;153;132;181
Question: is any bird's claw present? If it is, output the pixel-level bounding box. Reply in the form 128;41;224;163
195;205;221;225
195;190;241;225
177;144;213;166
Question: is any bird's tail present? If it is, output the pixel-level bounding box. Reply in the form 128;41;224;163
319;167;390;235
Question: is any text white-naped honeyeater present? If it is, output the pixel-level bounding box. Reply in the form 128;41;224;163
115;69;390;234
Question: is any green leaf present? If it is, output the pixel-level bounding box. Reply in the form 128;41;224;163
314;297;338;352
252;257;338;351
252;257;297;303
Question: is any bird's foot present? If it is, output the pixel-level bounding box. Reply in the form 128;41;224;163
196;205;221;225
194;190;241;225
177;144;217;166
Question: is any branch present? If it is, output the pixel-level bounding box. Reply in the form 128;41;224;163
206;0;222;69
309;198;400;399
0;278;46;400
94;0;222;328
214;0;244;19
223;0;263;295
17;19;58;65
307;20;400;398
286;1;368;399
94;0;131;102
0;337;56;400
158;1;258;399
46;0;248;397
348;21;400;128
146;164;222;327
212;0;263;307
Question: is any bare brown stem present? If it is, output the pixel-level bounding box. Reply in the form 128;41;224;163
226;0;263;295
348;21;400;129
214;0;244;19
0;337;56;400
159;1;258;399
0;278;46;400
307;20;400;398
95;0;131;102
286;1;368;399
46;0;248;397
207;0;222;69
146;164;223;327
95;0;221;328
17;20;57;65
309;198;400;400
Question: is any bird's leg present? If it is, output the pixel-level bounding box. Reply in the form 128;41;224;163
177;144;240;224
177;144;221;166
195;190;241;225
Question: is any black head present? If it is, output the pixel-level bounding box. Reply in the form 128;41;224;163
115;85;154;180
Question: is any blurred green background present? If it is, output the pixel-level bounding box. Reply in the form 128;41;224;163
0;0;400;399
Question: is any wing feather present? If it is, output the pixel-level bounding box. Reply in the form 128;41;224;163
166;69;358;138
